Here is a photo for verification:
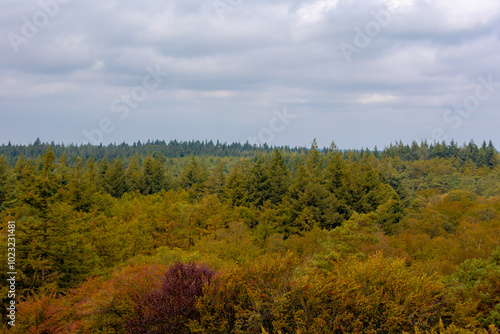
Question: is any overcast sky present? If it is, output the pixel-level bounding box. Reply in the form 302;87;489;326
1;0;500;149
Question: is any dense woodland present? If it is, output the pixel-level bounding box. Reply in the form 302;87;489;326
1;139;500;333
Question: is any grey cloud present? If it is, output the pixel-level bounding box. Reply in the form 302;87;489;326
1;0;499;148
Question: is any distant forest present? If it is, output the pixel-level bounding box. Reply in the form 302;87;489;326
1;138;497;167
1;138;499;333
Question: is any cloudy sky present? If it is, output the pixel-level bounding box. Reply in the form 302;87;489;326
1;0;500;149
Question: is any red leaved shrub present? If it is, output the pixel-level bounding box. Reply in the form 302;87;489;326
126;262;216;334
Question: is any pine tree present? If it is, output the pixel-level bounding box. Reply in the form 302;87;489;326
246;156;271;208
14;154;30;182
17;147;61;288
179;157;207;192
267;149;289;206
125;154;146;193
16;149;99;292
290;206;317;235
325;142;346;192
324;142;349;228
65;156;99;211
143;154;167;194
0;155;14;209
205;161;226;196
97;157;109;191
301;139;331;227
486;140;497;167
103;157;126;198
224;162;248;207
282;140;333;232
56;152;69;187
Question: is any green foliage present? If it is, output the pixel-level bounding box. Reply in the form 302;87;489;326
224;162;248;207
191;254;297;334
143;154;169;194
103;156;126;198
0;155;15;209
274;253;477;333
2;140;500;332
450;248;500;327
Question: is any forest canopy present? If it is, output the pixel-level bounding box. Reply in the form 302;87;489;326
1;139;499;333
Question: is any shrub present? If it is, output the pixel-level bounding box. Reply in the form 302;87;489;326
126;262;215;334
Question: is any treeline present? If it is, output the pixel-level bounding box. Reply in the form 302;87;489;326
380;140;497;168
1;138;497;168
1;139;500;333
0;139;280;165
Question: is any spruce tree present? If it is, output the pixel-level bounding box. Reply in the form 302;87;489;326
324;142;349;228
16;147;61;288
179;157;207;192
125;154;146;193
205;161;226;196
282;140;332;232
103;157;126;198
301;139;331;228
143;154;167;194
246;156;271;208
0;155;14;209
224;162;248;207
65;156;99;211
267;149;289;205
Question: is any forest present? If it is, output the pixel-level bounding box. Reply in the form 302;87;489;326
1;139;500;333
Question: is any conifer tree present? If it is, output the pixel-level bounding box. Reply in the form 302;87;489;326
56;152;69;187
16;147;61;288
97;157;109;191
205;161;226;196
246;156;271;208
325;142;346;192
224;163;248;207
486;140;497;167
0;155;14;209
301;139;331;227
143;154;167;194
14;154;30;182
103;157;126;198
179;157;207;192
324;142;349;228
125;154;146;193
65;156;99;211
267;149;289;206
282;140;333;232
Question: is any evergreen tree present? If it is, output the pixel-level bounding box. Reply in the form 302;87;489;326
56;152;69;187
0;155;14;209
16;147;61;288
325;142;346;192
486;140;497;167
267;149;289;206
179;157;207;192
14;155;30;182
125;154;146;193
65;156;99;211
342;155;384;214
246;156;271;208
224;162;248;207
477;141;489;167
97;157;109;191
282;140;333;232
143;154;167;194
103;157;126;198
324;142;350;228
205;161;226;196
301;139;331;228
